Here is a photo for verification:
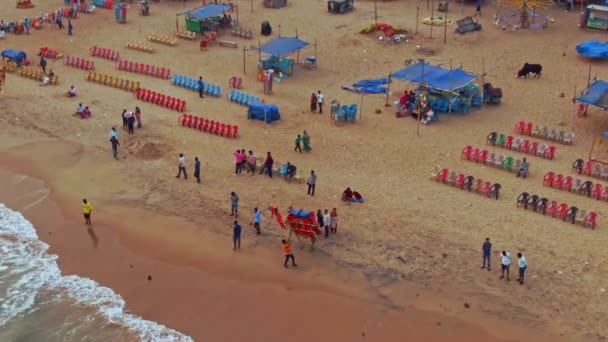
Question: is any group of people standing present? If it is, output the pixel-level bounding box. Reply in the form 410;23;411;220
121;107;142;134
310;90;325;113
317;208;338;238
294;130;312;153
481;238;528;285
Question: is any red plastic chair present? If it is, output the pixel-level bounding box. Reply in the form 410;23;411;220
232;125;239;138
515;121;525;133
179;113;188;126
544;201;558;216
144;90;153;102
470;148;480;161
543;171;555;186
135;88;144;99
528;141;538;155
519;140;530;153
461;146;473;160
157;94;166;106
477;150;489;164
524;122;533;135
213;122;220;134
190;116;199;128
592;184;603;199
436;168;449;183
201;119;209;131
185;114;193;127
544;146;556;160
505;135;514;149
585;212;598;229
177;100;186;112
218;123;226;136
454;173;466;189
480;181;492;196
555;203;569;220
551;174;564;188
560;176;573;191
144;64;151;76
208;120;216;134
134;63;141;73
226;124;233;137
200;40;208;51
582;161;593;175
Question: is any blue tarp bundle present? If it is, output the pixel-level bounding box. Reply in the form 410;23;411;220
289;209;312;218
177;4;231;20
343;78;390;94
392;61;477;91
247;103;281;123
576;40;608;58
577;80;608;109
255;37;309;57
1;49;27;64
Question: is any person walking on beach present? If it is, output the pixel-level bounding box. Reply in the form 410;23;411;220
40;56;47;75
247;150;256;174
230;191;239;217
516;253;527;285
110;136;120;159
294;134;302;153
481;238;492;271
82;199;92;225
310;92;317;113
176;153;187;179
233;220;241;250
282;239;297;268
307;170;317;196
302;131;311;152
194;157;201;183
121;109;128;130
127;111;135;135
135;106;142;128
500;250;512;281
108;127;119;140
233;149;243;175
67;19;73;35
323;209;331;238
317;90;324;114
240;149;247;172
253;207;261;235
330;208;338;234
198;76;205;98
260;152;273;178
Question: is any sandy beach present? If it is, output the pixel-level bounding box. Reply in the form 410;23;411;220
1;0;607;340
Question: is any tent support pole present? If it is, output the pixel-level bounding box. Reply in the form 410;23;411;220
176;15;178;32
430;0;434;39
360;95;363;119
251;0;253;13
417;59;425;136
236;4;239;26
243;46;246;74
572;85;577;130
375;0;378;23
258;40;261;64
416;6;419;34
448;59;453;113
314;39;317;66
443;4;448;44
587;63;592;89
481;58;485;104
385;72;392;106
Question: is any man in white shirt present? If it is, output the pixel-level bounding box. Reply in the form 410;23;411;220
323;209;331;238
176;153;187;179
516;253;528;285
317;90;324;114
500;250;512;281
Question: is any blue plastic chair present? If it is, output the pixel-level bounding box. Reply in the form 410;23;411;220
235;92;243;104
203;83;211;94
171;75;178;85
348;104;358;121
279;164;288;176
215;85;221;96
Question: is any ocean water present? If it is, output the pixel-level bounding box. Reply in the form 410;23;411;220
0;204;194;342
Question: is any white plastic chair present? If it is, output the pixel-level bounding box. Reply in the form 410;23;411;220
537;143;548;156
511;137;523;150
563;132;575;144
571;178;583;192
494;154;505;168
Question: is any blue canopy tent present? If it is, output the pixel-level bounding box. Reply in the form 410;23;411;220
339;78;391;120
247;36;315;76
176;4;231;33
576;40;608;59
576;80;608;110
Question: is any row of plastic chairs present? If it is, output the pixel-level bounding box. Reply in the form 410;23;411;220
85;71;140;92
18;66;58;84
516;192;597;228
179;114;239;138
170;74;222;96
335;104;358;123
228;90;260;106
430;166;501;199
461;146;528;174
515;121;575;145
63;56;95;70
116;59;171;79
135;88;186;112
89;46;120;61
543;171;608;200
572;159;608;180
487;132;556;160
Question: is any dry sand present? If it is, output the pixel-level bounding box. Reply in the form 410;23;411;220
1;0;607;341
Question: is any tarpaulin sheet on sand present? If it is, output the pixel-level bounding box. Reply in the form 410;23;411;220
577;80;608;110
254;37;309;57
342;78;390;94
177;4;231;20
576;40;608;58
391;61;477;91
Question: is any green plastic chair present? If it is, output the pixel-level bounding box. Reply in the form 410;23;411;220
502;156;514;171
496;133;506;147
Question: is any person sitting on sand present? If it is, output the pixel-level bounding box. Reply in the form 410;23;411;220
285;162;297;181
75;103;85;116
66;85;77;97
342;187;353;202
39;70;55;86
352;191;364;203
81;106;91;119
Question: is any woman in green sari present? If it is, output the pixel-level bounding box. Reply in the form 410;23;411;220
302;130;311;152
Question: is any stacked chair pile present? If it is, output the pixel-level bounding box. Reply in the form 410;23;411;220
3;60;18;72
38;47;63;59
430;166;502;199
89;46;120;61
179;114;239;138
126;41;154;53
228;90;261;106
515;121;575;145
572;159;608;181
175;30;196;40
333;103;358;123
147;33;177;46
64;56;95;70
116;59;170;79
461;145;530;174
17;66;58;84
487;132;556;160
135;88;186;112
516;192;598;228
543;171;608;201
229;76;242;89
170;74;222;96
231;25;252;39
85;71;140;92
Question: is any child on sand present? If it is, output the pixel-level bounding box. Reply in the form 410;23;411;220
294;134;302;153
82;199;92;225
282;239;297;268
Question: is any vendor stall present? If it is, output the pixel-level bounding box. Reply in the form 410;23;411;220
254;36;309;77
583;5;608;30
176;4;230;34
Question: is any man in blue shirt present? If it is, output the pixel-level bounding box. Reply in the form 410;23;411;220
516;253;528;285
516;158;529;179
194;157;201;183
481;237;492;271
108;127;119;140
233;220;241;250
197;76;204;98
253;207;261;235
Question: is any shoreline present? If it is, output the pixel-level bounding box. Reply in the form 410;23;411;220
0;144;547;342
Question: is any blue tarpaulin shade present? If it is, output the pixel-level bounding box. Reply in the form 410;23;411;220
577;80;608;110
576;40;608;58
342;78;390;94
391;61;477;91
177;4;231;20
255;37;309;57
